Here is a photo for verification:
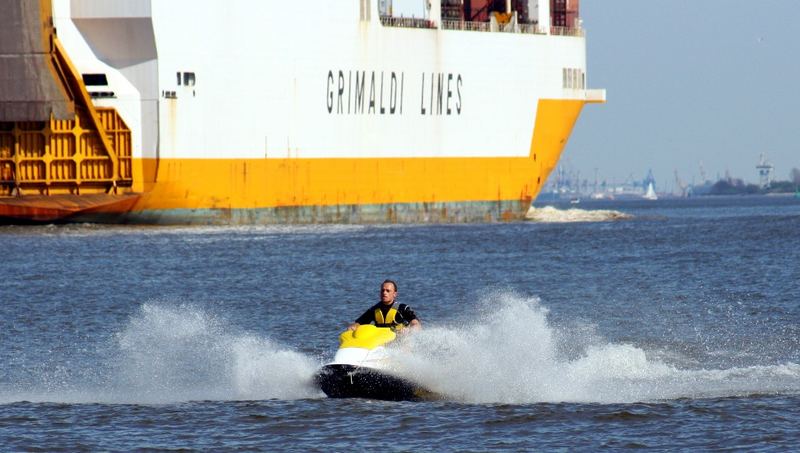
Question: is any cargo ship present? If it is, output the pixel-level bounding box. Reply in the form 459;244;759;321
0;0;604;224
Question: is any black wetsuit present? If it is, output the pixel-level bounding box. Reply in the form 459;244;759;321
355;302;418;327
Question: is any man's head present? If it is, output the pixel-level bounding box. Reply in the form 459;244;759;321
380;279;398;305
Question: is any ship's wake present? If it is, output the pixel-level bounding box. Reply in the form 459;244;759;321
2;295;799;405
525;205;632;223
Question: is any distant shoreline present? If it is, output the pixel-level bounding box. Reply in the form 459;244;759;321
535;192;799;206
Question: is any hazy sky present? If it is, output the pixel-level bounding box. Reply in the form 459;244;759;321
571;0;800;188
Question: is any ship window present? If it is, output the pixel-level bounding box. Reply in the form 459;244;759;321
183;72;196;87
89;91;115;99
177;72;182;85
82;73;108;86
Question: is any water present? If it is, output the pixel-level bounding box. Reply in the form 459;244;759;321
1;195;799;450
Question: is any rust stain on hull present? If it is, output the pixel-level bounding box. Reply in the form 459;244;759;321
0;193;140;223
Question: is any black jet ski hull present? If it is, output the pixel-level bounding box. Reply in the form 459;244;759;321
315;364;433;401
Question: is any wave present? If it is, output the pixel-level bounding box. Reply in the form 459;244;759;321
525;206;632;223
0;223;370;238
112;304;321;403
2;295;798;405
0;304;321;404
392;292;800;404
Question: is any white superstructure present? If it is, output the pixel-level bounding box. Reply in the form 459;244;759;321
54;0;597;161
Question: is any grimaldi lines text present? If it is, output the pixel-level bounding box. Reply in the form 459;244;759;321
326;70;463;116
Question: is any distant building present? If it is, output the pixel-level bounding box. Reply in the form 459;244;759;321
756;154;774;189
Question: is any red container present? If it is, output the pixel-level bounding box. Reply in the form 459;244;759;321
551;0;579;28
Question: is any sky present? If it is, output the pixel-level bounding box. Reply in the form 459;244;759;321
569;0;800;188
392;0;800;189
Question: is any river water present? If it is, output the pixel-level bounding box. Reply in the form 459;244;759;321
1;195;799;450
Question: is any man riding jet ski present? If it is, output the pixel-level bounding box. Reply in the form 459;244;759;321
315;280;432;401
348;279;421;331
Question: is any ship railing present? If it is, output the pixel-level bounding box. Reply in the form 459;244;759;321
379;15;437;29
380;15;584;37
442;20;581;37
550;25;585;37
518;23;548;35
441;20;491;32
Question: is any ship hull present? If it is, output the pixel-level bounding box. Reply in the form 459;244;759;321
81;97;586;224
75;200;530;224
0;193;140;224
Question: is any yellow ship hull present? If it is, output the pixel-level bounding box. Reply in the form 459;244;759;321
115;100;585;223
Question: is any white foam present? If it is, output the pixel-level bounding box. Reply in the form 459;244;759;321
525;206;632;223
3;296;799;405
391;292;800;404
0;304;322;404
13;223;371;239
111;304;322;403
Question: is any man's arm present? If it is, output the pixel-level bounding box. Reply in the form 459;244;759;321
400;304;421;330
348;307;374;331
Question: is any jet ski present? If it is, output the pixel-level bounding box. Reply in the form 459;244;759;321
315;324;435;401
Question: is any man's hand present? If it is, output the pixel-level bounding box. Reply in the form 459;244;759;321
347;322;360;331
397;319;421;335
